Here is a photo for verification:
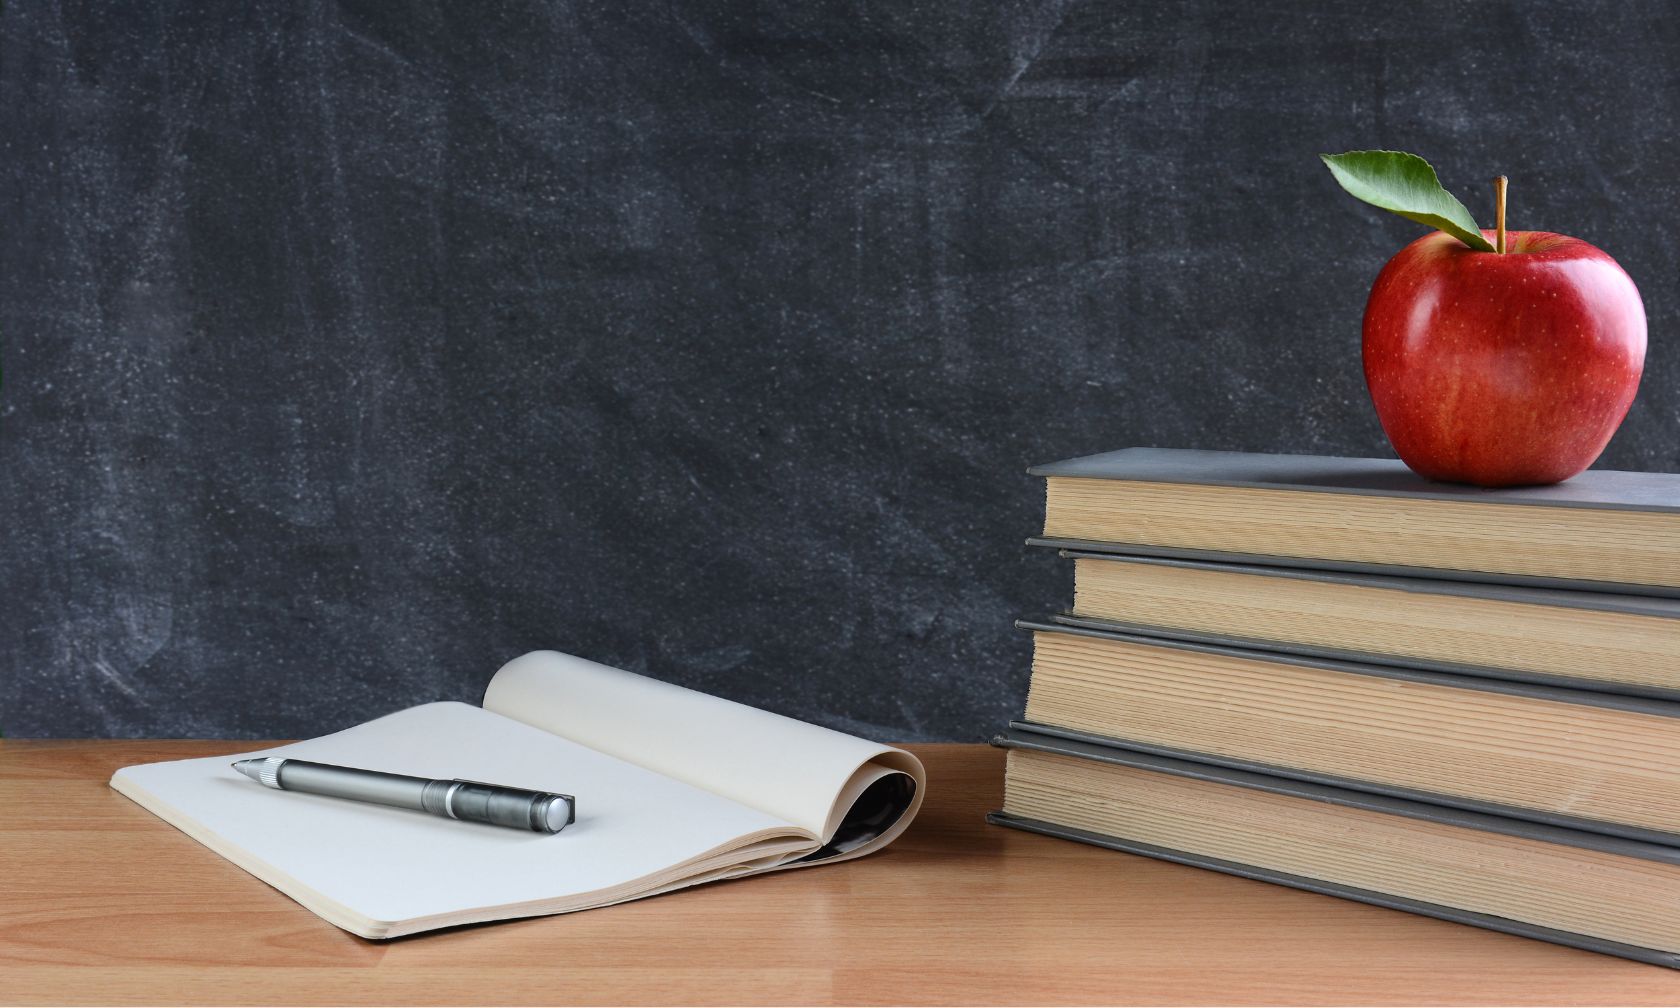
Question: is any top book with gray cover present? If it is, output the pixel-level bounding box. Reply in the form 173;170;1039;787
1031;448;1680;595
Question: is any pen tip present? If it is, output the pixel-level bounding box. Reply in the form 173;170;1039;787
232;757;284;788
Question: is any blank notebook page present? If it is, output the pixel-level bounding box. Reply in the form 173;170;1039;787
110;702;795;927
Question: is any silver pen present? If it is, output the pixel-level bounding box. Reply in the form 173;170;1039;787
232;758;576;834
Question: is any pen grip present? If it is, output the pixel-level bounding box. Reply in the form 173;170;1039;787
277;760;430;812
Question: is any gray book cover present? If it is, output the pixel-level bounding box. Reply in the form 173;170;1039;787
1016;617;1680;846
1030;447;1680;513
989;726;1680;969
1028;447;1680;596
1051;551;1680;701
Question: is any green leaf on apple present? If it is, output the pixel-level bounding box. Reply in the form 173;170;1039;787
1321;150;1496;253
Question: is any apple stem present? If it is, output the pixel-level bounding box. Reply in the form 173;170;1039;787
1494;175;1508;254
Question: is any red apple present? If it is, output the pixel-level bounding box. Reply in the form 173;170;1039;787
1362;229;1646;487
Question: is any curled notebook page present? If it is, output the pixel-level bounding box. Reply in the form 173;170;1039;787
484;650;926;862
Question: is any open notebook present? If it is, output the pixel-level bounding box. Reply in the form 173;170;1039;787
110;651;927;938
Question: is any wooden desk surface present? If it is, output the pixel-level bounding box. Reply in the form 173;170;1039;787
6;740;1680;1006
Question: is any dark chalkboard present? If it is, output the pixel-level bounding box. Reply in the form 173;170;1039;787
2;1;1676;740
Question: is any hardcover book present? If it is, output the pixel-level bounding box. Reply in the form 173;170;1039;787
1016;619;1680;844
111;651;925;938
1031;447;1680;595
1057;551;1680;698
991;726;1680;968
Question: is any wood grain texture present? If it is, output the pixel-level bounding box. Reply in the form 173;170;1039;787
6;740;1680;1006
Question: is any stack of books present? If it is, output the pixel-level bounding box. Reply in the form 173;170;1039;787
989;447;1680;967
